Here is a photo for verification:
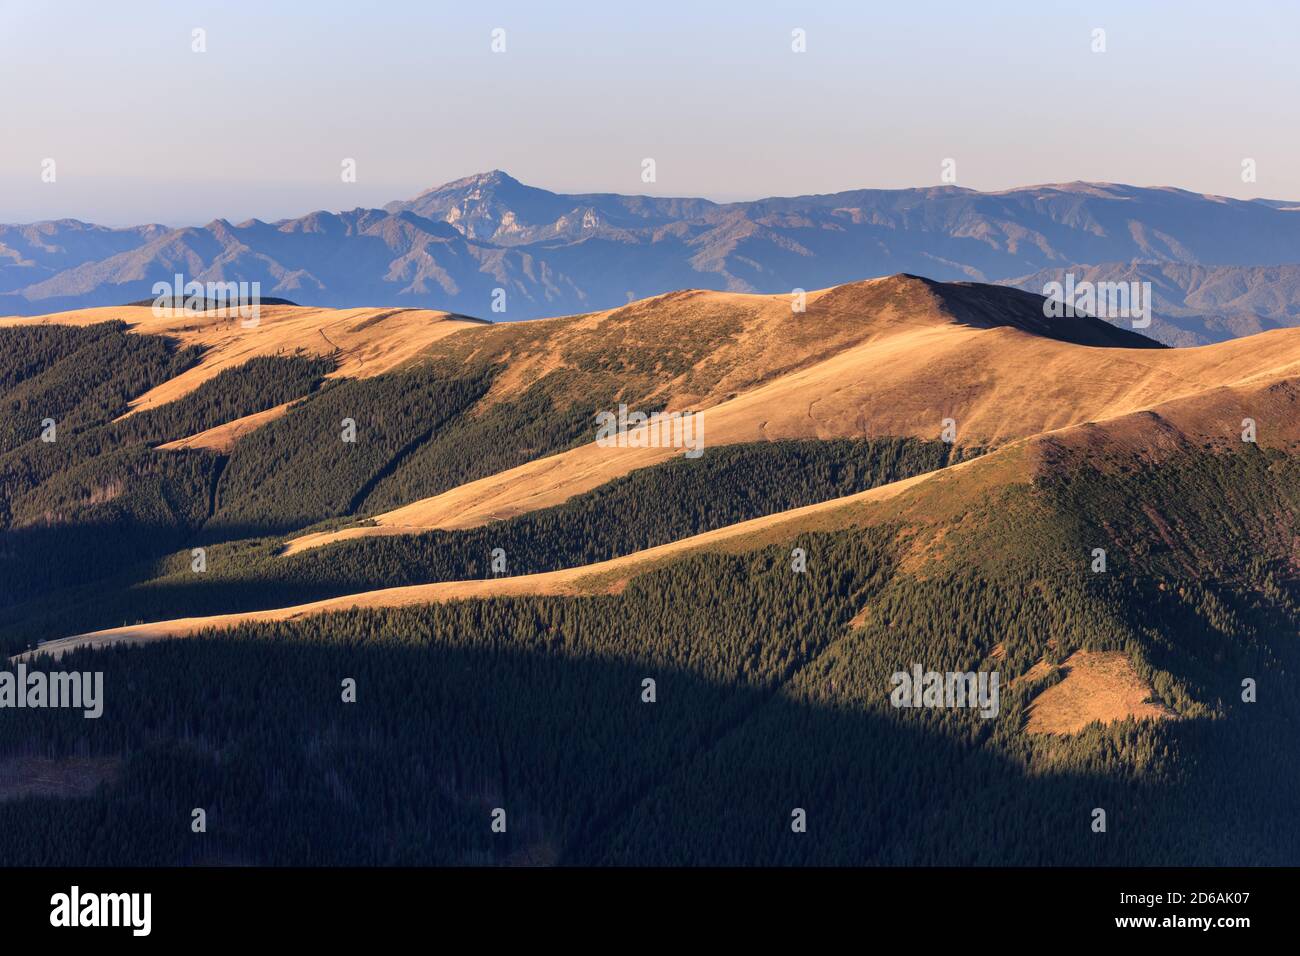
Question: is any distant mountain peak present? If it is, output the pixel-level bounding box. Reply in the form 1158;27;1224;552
10;179;1300;340
413;169;532;200
469;168;521;187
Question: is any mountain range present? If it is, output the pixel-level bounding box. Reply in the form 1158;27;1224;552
4;275;1299;866
8;171;1300;343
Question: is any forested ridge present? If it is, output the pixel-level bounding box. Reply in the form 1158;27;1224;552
3;493;1297;864
0;326;335;608
1;322;1297;866
0;323;961;649
1;445;1297;864
1;437;955;646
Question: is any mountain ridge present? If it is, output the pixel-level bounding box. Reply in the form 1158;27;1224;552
25;360;1300;658
9;173;1300;342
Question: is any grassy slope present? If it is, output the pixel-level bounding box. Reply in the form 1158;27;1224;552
2;281;1299;865
5;430;1298;864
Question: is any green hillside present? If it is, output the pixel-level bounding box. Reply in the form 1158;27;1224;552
3;437;1297;865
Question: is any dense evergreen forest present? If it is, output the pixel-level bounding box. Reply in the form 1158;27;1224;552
0;325;961;650
1;322;1297;865
0;326;335;609
3;499;1297;864
1;437;955;647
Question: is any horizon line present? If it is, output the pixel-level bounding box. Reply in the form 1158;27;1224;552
7;173;1299;232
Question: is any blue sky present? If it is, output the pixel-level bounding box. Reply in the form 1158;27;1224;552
2;0;1295;224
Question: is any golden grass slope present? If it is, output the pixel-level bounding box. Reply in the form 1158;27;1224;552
17;468;939;661
411;276;971;416
285;288;1300;554
0;304;485;417
1025;651;1174;734
9;277;1298;745
35;365;1292;658
154;401;294;453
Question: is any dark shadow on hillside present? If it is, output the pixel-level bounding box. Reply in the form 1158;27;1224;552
0;633;1293;866
0;519;196;617
3;439;960;651
904;274;1167;349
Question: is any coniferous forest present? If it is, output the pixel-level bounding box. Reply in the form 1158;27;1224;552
1;322;1298;866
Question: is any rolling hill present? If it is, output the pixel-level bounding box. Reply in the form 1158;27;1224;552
0;303;486;415
25;354;1300;656
3;272;1298;867
284;274;1300;552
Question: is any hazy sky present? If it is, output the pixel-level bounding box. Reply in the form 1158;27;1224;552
2;0;1296;225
